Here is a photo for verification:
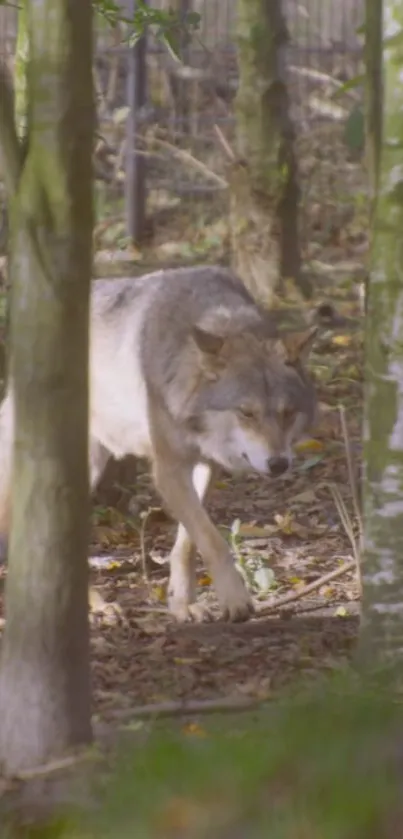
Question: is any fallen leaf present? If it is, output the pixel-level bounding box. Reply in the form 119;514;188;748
289;576;303;586
253;566;276;593
335;606;348;617
152;585;166;603
290;489;317;504
274;512;310;538
231;518;241;536
319;585;334;598
237;523;277;538
214;480;229;490
183;722;207;737
331;334;352;347
294;438;324;453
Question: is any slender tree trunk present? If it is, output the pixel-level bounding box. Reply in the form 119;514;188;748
358;0;403;669
0;0;94;774
14;0;29;142
3;0;29;381
231;0;308;308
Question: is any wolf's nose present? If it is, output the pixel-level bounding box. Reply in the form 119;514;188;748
267;456;289;477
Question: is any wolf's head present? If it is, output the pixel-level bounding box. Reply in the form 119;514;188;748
185;323;318;478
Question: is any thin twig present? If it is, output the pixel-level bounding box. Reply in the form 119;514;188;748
12;750;98;781
147;134;228;189
339;404;363;543
138;506;163;582
114;136;126;181
106;695;264;723
93;66;108;118
255;559;356;616
213;123;236;161
338;405;363;594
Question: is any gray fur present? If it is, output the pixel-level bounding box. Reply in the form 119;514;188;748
0;265;318;623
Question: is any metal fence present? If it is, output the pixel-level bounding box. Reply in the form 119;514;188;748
0;0;366;265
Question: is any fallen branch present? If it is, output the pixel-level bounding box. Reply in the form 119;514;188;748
214;123;236;161
255;558;356;616
106;695;264;722
148;134;228;189
11;749;98;782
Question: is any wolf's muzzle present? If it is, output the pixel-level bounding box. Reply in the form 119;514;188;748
267;455;290;477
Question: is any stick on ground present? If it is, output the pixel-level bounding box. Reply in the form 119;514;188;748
255;558;356;616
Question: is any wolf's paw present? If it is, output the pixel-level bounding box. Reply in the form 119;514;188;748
168;595;213;623
214;565;254;622
89;586;123;626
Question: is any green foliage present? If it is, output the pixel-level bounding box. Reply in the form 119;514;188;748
93;0;200;59
0;0;201;61
344;104;365;154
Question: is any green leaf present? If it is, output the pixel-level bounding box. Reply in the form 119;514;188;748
297;454;325;472
344;104;365;153
331;74;364;100
253;566;276;593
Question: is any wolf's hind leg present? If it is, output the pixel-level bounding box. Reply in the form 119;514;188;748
167;462;213;622
89;440;111;490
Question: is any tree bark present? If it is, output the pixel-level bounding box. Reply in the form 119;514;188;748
0;0;94;774
3;0;29;382
14;0;29;142
358;0;403;669
231;0;308;308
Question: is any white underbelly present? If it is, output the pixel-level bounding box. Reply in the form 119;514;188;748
89;296;153;460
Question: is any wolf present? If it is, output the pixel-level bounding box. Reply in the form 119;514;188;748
0;265;318;622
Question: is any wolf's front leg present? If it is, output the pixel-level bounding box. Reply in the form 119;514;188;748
167;462;212;622
153;457;254;623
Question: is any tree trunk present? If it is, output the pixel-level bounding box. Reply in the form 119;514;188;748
2;0;29;383
0;0;94;774
357;0;403;669
14;0;29;142
231;0;308;308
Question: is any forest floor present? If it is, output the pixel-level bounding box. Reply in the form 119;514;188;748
85;221;365;727
86;340;362;727
0;207;365;715
0;155;369;835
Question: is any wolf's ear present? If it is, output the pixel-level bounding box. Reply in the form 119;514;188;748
275;326;318;365
192;327;225;357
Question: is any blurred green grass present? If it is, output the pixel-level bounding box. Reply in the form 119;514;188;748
3;672;402;839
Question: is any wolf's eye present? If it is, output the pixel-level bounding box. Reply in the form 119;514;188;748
239;406;256;421
279;406;295;426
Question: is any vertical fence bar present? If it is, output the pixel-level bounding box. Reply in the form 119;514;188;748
125;0;147;245
176;0;191;135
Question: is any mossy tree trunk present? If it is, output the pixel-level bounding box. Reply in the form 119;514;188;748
231;0;308;308
0;0;94;774
14;0;29;142
358;0;403;670
2;0;29;383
